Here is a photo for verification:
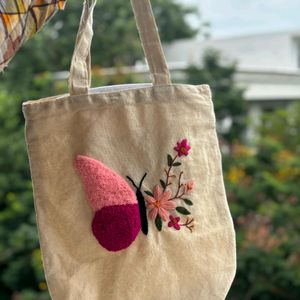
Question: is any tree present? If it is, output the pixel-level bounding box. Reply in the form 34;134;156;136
0;88;50;300
185;49;247;144
225;103;300;299
0;0;197;92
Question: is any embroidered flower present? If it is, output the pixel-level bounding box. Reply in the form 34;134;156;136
145;185;176;221
174;138;191;157
143;137;195;233
184;180;195;194
168;215;181;230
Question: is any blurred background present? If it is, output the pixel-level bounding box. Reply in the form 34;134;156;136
0;0;300;299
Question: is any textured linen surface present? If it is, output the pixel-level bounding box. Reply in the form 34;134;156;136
23;84;236;300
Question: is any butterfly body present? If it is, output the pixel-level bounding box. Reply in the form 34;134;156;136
75;155;141;252
126;174;148;235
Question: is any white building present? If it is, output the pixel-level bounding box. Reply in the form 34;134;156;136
56;31;300;118
163;30;300;113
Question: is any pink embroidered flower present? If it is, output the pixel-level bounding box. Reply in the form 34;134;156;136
168;215;181;230
185;180;195;194
145;185;176;221
174;138;191;157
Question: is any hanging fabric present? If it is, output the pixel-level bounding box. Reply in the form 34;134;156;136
0;0;66;71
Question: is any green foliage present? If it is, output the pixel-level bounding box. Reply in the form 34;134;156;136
186;49;247;143
0;90;48;299
152;0;198;42
0;0;197;92
225;103;300;299
258;106;300;152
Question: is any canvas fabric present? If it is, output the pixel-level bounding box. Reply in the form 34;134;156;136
22;0;236;299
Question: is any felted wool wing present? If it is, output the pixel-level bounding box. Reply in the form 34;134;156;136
74;155;141;252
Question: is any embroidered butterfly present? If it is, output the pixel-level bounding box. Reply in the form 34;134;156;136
74;138;195;253
74;155;148;252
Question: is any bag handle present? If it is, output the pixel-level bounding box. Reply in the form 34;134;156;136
69;0;171;95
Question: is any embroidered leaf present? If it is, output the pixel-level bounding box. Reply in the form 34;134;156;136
167;154;173;167
160;179;166;189
173;162;182;167
176;206;191;215
144;190;154;197
155;215;162;231
183;198;193;206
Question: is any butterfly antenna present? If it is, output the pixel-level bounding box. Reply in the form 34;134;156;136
139;172;147;189
126;176;138;190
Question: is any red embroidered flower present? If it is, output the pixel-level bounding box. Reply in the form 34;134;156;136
145;185;176;221
174;138;191;157
168;215;181;230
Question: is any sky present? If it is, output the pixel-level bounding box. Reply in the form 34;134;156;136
185;0;300;38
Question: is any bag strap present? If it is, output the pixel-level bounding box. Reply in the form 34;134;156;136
69;0;95;96
69;0;171;96
131;0;171;86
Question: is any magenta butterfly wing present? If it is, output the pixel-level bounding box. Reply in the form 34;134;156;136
74;155;141;252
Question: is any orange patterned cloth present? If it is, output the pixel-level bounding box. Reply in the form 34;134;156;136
0;0;66;71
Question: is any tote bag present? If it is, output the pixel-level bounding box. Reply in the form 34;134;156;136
22;0;236;299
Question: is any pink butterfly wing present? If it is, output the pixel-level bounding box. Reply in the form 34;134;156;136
74;155;141;252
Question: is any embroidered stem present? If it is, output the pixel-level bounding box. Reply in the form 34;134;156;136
126;174;148;235
169;171;185;200
163;154;178;192
179;217;194;233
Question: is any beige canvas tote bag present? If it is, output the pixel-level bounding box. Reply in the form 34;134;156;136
22;0;236;299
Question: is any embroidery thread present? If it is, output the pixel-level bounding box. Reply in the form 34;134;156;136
74;138;195;252
144;138;195;232
126;174;149;235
